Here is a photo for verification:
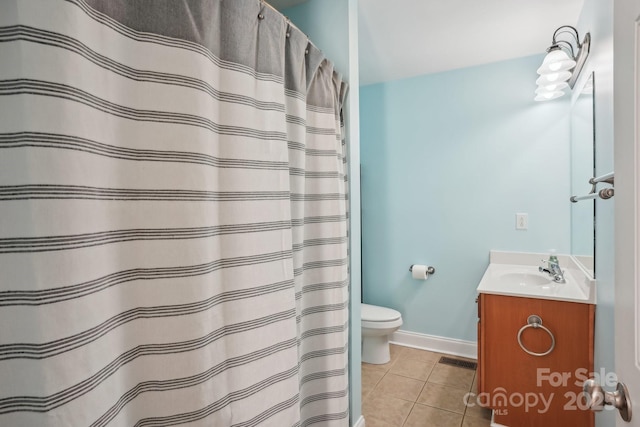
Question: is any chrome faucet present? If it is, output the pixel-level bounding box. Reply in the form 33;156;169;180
539;255;566;283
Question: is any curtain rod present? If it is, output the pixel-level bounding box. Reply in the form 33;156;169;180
589;172;614;185
260;0;320;51
570;188;614;203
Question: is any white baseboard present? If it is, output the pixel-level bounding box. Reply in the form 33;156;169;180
390;329;477;360
352;415;365;427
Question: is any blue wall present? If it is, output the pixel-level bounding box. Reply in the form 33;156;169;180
360;54;571;342
284;1;350;80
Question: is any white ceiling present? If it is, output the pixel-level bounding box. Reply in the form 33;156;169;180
268;0;585;86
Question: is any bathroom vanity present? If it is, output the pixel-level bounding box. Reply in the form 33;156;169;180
476;251;595;427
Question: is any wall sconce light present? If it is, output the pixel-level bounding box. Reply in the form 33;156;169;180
535;25;591;101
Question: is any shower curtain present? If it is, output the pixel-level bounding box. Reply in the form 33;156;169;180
0;1;349;426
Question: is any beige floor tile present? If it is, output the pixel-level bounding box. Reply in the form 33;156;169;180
361;416;398;427
404;403;463;427
399;347;441;364
464;403;492;421
362;384;373;402
375;373;425;402
428;364;475;390
462;414;492;427
360;346;488;427
389;356;435;381
362;390;414;426
362;359;395;373
362;365;386;401
363;365;386;388
389;343;405;358
471;372;478;393
417;382;469;414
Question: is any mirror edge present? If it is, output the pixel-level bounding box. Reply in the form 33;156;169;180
569;71;596;280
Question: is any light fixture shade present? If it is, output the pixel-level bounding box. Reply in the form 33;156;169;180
537;48;576;74
536;71;572;86
535;82;569;93
534;91;566;101
534;26;591;101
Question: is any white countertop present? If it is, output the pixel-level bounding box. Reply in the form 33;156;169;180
476;251;596;304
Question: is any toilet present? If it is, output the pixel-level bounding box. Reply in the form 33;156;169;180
361;303;403;364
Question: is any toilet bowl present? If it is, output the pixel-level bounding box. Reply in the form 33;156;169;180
361;303;403;364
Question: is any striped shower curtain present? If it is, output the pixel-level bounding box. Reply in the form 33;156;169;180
0;1;349;426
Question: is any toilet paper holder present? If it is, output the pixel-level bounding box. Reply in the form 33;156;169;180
409;265;435;275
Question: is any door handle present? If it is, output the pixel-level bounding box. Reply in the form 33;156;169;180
583;379;632;422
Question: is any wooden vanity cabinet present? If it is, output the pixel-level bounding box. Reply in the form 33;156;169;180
477;293;595;427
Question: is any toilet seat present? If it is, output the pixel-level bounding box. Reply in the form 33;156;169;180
362;303;401;322
361;303;402;330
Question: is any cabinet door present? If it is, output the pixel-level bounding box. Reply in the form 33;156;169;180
481;294;595;427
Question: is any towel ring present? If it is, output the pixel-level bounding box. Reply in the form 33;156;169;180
517;315;555;357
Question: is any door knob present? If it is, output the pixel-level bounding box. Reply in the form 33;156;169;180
583;379;632;422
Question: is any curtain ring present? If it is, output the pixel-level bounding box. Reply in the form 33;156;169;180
258;0;265;20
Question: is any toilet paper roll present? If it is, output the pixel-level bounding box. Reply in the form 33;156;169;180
411;264;429;280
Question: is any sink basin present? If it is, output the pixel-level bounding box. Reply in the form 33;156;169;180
477;254;595;304
498;272;554;287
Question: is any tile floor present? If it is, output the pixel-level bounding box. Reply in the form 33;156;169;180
362;344;492;427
